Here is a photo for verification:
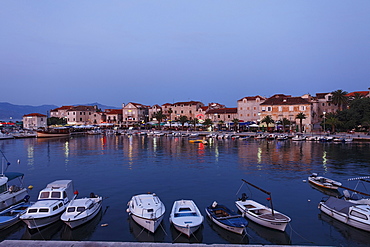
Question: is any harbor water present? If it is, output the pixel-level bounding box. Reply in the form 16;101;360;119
0;134;370;246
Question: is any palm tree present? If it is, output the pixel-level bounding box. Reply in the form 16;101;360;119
261;115;274;132
325;114;341;133
217;120;224;130
331;89;349;111
189;118;198;130
295;112;306;132
281;118;291;132
152;111;166;130
232;118;239;132
202;118;213;130
179;115;188;130
168;108;173;129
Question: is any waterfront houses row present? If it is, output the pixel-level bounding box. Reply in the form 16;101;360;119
22;89;370;132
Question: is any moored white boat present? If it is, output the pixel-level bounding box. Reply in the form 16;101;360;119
20;180;76;229
169;199;203;237
61;193;102;229
236;195;291;231
206;201;248;235
308;173;342;190
319;196;370;232
127;192;165;233
0;172;29;211
237;179;291;231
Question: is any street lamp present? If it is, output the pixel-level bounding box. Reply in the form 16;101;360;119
257;112;261;132
323;111;326;134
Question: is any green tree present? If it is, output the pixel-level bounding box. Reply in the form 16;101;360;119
168;108;173;129
281;118;291;132
295;112;306;132
261;115;274;132
325;113;341;133
331;89;348;111
232;118;239;131
152;111;166;129
47;117;67;126
202;118;213;130
179;115;188;130
189;118;198;130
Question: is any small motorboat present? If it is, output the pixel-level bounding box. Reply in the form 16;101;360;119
236;193;291;231
0;201;33;229
169;199;204;237
205;201;248;235
308;173;342;190
319;196;370;232
20;180;76;229
61;193;103;229
236;179;291;231
127;192;165;233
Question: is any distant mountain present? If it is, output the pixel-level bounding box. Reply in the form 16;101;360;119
0;102;120;121
0;102;58;121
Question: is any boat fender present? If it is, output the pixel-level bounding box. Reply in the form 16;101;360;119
23;195;30;202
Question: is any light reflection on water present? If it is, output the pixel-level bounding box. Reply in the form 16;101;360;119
0;135;370;246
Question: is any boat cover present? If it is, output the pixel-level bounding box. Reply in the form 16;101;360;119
324;197;356;214
4;172;24;181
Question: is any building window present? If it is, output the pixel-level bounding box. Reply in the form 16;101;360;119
267;107;272;111
289;106;293;111
301;106;306;111
278;106;282;111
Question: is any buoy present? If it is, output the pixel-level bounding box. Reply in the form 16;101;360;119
28;185;34;190
101;223;108;227
308;199;311;202
17;159;20;164
303;180;306;183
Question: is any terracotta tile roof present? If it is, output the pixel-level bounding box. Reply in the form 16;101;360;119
105;109;122;114
261;94;310;105
67;105;97;111
50;106;73;112
173;101;203;106
315;93;330;99
237;95;266;101
346;91;369;97
23;113;47;117
206;108;237;114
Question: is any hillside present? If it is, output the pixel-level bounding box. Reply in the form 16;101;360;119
0;102;120;121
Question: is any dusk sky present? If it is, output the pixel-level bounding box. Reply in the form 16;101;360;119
1;1;369;108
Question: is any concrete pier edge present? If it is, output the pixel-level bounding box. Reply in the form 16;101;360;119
0;240;329;247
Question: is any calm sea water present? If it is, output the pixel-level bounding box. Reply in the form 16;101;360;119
0;134;370;246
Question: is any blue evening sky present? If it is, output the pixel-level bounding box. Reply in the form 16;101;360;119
1;1;369;108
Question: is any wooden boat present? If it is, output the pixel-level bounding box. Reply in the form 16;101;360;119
319;196;370;232
0;201;33;229
61;193;102;229
188;139;208;144
169;199;203;237
36;127;70;138
236;179;291;231
20;180;76;229
205;201;248;235
127;192;165;233
308;173;342;190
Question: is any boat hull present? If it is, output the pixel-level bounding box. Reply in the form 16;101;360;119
308;175;341;190
0;202;32;230
62;198;103;229
130;213;164;233
205;205;247;235
235;200;290;231
21;211;63;229
0;188;29;211
319;198;370;232
169;200;203;237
